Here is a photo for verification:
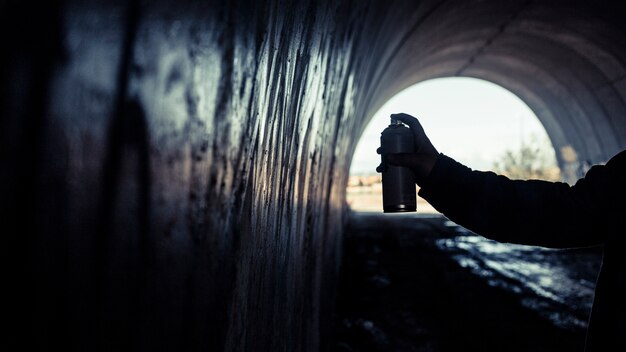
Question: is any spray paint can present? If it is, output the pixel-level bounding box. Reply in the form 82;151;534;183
379;118;416;212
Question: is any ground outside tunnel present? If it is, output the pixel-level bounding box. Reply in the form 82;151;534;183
332;212;602;352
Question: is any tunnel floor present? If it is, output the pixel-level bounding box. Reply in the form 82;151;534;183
332;212;602;352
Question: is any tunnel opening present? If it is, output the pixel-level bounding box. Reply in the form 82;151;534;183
347;77;559;213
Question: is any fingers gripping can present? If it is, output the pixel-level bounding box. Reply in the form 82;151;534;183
380;118;416;212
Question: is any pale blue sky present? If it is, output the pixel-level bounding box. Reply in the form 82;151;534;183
350;77;554;175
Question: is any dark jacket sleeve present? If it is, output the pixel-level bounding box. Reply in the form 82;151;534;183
418;151;625;248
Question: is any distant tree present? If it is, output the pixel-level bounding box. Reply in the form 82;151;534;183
493;134;561;181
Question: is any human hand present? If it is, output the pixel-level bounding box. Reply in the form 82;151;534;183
382;113;439;184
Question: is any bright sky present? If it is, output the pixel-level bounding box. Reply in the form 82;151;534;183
350;77;553;175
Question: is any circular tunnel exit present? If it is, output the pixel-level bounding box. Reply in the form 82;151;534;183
348;77;560;212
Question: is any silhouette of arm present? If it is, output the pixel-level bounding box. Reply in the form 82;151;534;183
418;152;625;248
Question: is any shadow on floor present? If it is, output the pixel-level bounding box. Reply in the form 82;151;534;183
332;212;601;352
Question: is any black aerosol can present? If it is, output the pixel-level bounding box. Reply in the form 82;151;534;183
378;118;416;212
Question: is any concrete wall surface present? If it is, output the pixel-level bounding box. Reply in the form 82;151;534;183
1;0;625;351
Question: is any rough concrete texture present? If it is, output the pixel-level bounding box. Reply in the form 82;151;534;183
1;0;625;351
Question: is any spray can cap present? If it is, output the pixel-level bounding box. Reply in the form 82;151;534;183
390;117;403;125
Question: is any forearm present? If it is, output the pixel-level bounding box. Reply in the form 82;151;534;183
418;154;606;248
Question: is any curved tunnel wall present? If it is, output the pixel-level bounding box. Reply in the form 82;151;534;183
1;0;625;351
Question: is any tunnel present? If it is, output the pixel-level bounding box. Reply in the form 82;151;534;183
2;0;625;351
